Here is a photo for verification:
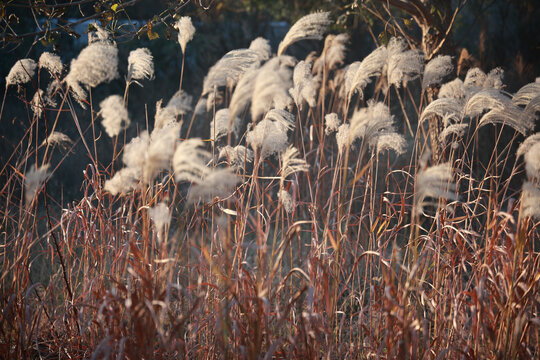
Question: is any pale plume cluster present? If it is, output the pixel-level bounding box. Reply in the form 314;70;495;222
210;108;240;141
42;131;73;150
38;52;63;76
335;123;350;154
422;55;453;89
313;33;349;73
155;90;192;129
277;12;332;56
188;168;238;203
218;145;254;169
65;40;119;107
173;138;211;183
99;95;130;137
24;164;50;205
6;59;37;87
289;60;317;109
251;56;296;119
324;113;341;135
278;189;294;214
246;118;289;159
202;49;261;96
520;182;540;219
349;101;406;155
127;48;154;84
30;90;45;118
519;134;540;219
177;16;196;54
414;163;457;216
249;37;272;61
149;202;171;242
105;123;180;194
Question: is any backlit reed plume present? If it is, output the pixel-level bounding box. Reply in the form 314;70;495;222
127;48;154;84
414;162;457;216
6;59;37;87
520;181;540;219
177;17;196;54
99;95;130;137
218;145;254;169
30;90;45;118
422;55;453;89
349;101;406;155
173;138;211;183
229;67;259;120
336;123;350;154
289;60;317;109
325;113;341;135
246;118;289;159
65;38;119;107
155;90;192;129
188;168;238;203
251;56;296;120
149;202;171;242
524;142;540;180
41;131;73;150
513;82;540;106
464;89;533;135
210;108;240;141
202;49;261;96
517;133;540;158
24;164;50;205
38;52;63;76
313;33;349;74
387;47;424;88
249;37;272;61
420;97;464;124
277;12;331;56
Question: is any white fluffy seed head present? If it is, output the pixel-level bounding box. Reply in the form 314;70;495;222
38;52;63;76
99;95;130;137
144;123;180;183
387;49;424;88
218;145;254;169
42;131;73;150
517;133;540;158
210;108;240;141
177;16;196;53
278;189;294;214
325;113;341;135
414;163;457;216
127;48;154;83
422;55;453;89
149;202;171;240
335;123;350;154
246;119;289;159
524;142;540;180
173;138;212;183
249;37;272;61
6;59;37;87
24;164;50;205
278;12;332;56
521;181;540;219
104;167;140;195
67;42;119;88
188;168;238;203
289;60;317;109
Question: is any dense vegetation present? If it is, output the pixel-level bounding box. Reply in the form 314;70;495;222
1;1;539;358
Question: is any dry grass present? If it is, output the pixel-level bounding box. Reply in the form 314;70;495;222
1;14;539;360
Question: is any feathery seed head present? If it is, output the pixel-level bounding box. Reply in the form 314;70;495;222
290;60;317;109
188;168;238;204
414;162;457;216
104;167;140;195
249;37;272;61
277;11;332;56
210;108;240;141
6;59;37;87
149;202;171;241
524;142;540;180
335;123;350;154
218;145;254;169
42;132;73;150
517;133;540;158
423;55;453;89
127;48;154;83
173;138;211;182
246;119;289;159
325;113;341;135
177;17;196;53
24;164;50;205
521;181;540;219
38;52;63;76
99;95;130;137
278;189;294;214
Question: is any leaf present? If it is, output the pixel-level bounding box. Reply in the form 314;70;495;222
146;21;159;40
111;3;119;12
